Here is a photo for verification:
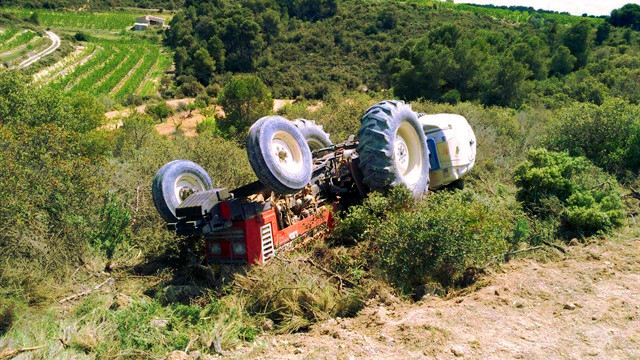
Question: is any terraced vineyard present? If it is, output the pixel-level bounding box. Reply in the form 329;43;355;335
1;8;172;100
45;38;169;99
0;27;50;68
2;8;154;30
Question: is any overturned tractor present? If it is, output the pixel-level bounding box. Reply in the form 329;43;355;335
152;100;477;264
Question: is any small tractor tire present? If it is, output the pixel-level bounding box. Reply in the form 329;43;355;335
152;159;213;222
247;116;313;194
292;118;333;151
357;100;430;198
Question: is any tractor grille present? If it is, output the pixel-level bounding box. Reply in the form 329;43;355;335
261;224;274;263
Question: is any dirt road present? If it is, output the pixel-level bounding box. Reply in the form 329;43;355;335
233;238;640;359
16;30;60;69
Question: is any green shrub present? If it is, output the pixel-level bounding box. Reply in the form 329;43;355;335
89;193;131;259
74;31;88;42
374;190;511;292
145;102;173;123
331;187;413;245
196;116;217;135
546;99;640;175
0;299;16;335
514;148;624;236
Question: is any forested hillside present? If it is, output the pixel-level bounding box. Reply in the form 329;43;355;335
0;0;182;10
164;0;640;108
0;1;639;358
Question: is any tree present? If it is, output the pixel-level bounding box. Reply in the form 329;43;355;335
608;3;640;30
595;22;611;45
510;38;548;80
482;53;530;107
217;75;273;136
173;47;190;77
192;47;215;85
28;12;39;25
428;24;461;48
260;9;282;45
222;16;265;72
562;20;591;68
280;0;338;22
550;46;576;76
390;38;457;101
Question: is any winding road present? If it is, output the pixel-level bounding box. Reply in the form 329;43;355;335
15;30;60;69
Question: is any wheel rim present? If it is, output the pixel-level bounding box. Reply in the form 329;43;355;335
173;173;206;203
307;138;326;152
271;130;303;175
395;122;423;187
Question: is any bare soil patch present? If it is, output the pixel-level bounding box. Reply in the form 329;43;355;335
104;99;296;137
231;238;640;359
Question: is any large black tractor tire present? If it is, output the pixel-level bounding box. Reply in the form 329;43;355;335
292;118;333;151
152;159;213;222
356;100;430;198
247;116;313;194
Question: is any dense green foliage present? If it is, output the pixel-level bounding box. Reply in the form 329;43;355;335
514;149;624;236
545;99;640;176
0;72;108;285
160;0;639;107
608;3;640;30
0;0;183;10
333;187;515;292
216;74;273;136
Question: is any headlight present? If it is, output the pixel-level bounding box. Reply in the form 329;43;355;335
210;242;221;255
232;242;246;256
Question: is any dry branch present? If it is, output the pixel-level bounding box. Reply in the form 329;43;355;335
303;258;358;288
0;346;44;360
59;277;113;303
541;240;567;253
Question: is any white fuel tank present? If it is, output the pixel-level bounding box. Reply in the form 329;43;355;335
418;114;476;189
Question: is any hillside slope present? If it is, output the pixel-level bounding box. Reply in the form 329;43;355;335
232;238;640;359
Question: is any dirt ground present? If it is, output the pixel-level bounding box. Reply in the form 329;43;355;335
228;238;640;359
104;99;294;138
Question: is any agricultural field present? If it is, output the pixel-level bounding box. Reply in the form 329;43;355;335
2;8;170;30
0;26;53;69
0;8;172;101
44;37;168;99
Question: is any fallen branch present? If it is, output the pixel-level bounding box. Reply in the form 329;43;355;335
0;346;44;360
541;240;567;254
303;258;358;288
476;175;497;196
503;246;545;257
59;277;113;304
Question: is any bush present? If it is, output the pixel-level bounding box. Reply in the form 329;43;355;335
74;31;88;42
196;117;217;135
374;190;511;292
217;75;273;137
514;149;624;236
546;99;640;175
331;187;514;293
89;193;131;259
145;102;173;122
0;299;16;336
330;187;413;245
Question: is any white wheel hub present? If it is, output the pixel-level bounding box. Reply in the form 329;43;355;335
272;130;303;175
395;122;424;187
394;135;410;174
174;173;206;203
